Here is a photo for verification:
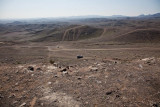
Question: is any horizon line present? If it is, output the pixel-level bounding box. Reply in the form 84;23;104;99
0;12;159;20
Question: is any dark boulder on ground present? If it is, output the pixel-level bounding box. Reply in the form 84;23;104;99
27;66;34;71
36;68;42;71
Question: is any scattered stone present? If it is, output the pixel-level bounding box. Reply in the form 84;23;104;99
18;65;24;69
0;94;4;99
70;65;74;68
116;95;120;98
7;78;10;81
106;91;114;95
36;68;42;71
19;102;26;107
48;82;52;85
15;82;19;86
16;71;19;73
15;89;19;91
77;77;82;80
139;64;143;68
114;61;118;64
85;102;89;104
96;80;102;84
152;103;159;107
105;75;108;78
147;61;155;65
94;62;98;65
60;68;67;72
13;101;18;104
31;74;34;77
47;66;57;70
97;64;101;66
28;66;34;71
89;66;98;71
142;57;154;61
141;57;156;65
54;99;58;102
53;63;58;67
42;65;46;68
66;66;70;69
88;76;93;78
122;96;128;101
62;71;68;75
41;103;44;106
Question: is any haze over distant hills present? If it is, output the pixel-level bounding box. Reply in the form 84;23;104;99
0;12;160;44
0;13;160;24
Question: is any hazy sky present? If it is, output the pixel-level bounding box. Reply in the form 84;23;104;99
0;0;160;19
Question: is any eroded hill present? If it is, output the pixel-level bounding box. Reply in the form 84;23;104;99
112;29;160;43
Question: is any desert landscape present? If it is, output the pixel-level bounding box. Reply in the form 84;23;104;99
0;13;160;107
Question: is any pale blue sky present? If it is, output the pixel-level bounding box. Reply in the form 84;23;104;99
0;0;160;19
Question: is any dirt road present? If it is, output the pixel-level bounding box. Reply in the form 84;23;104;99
2;45;160;52
47;47;160;52
100;28;107;37
62;25;85;41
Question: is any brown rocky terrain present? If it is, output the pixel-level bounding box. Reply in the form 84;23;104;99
0;17;160;107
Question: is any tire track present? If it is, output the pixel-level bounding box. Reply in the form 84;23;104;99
62;25;85;41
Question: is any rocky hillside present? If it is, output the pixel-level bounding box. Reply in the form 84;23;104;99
111;29;160;43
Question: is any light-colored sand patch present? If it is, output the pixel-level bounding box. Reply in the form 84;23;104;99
40;83;80;107
40;92;80;107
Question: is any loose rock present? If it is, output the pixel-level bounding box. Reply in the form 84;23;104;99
19;102;26;107
106;91;114;95
89;66;98;71
48;82;52;85
28;66;34;71
139;64;143;68
62;71;68;75
60;68;67;72
36;68;42;71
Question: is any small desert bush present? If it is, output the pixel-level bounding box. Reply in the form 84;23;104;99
49;59;54;64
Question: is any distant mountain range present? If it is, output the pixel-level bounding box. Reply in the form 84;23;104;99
0;13;160;24
63;15;128;19
137;13;160;18
51;13;160;19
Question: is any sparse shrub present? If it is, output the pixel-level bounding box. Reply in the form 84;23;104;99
16;61;21;64
49;59;54;64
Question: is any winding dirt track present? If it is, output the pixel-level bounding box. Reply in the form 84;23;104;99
47;47;160;52
2;46;160;52
62;25;85;41
100;28;107;37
